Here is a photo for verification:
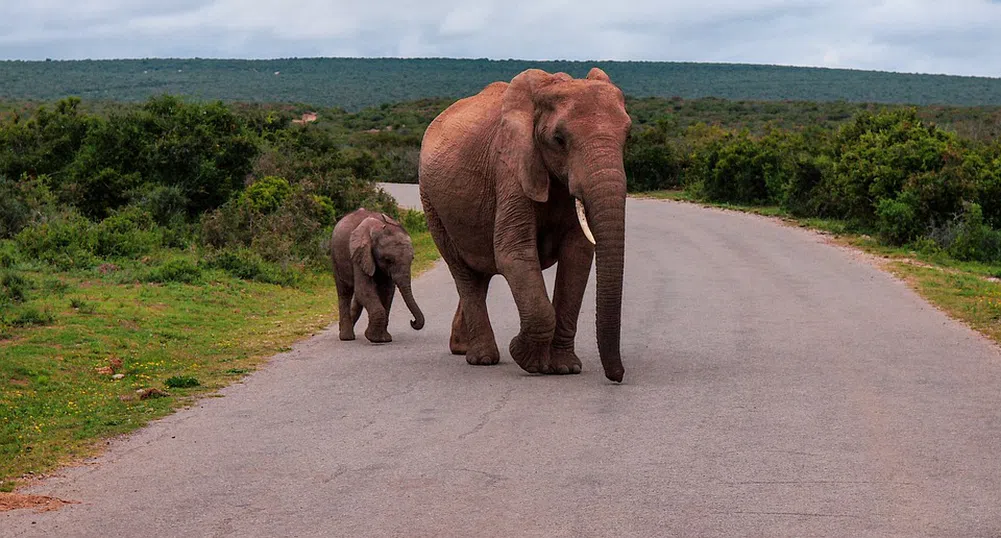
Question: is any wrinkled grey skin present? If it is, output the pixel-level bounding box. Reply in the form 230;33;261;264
331;208;425;343
418;68;630;381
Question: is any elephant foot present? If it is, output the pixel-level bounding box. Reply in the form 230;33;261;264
338;322;356;341
465;341;500;366
365;327;393;343
510;334;582;375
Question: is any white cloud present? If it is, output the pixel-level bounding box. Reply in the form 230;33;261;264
0;0;1000;77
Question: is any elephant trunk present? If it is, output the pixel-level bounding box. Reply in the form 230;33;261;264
581;169;627;383
397;281;425;330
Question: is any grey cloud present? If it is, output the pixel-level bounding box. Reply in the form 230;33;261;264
0;0;999;77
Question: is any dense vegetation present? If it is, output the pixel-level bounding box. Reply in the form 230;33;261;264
0;94;442;489
4;87;1001;489
4;58;1001;111
626;108;1001;263
0;95;411;304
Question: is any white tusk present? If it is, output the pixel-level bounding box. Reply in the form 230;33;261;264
575;198;596;245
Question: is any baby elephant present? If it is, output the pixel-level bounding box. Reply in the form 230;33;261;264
331;208;425;343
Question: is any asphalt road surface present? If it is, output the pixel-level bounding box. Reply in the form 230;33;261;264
4;184;1001;537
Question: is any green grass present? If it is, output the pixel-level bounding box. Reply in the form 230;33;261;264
0;229;439;492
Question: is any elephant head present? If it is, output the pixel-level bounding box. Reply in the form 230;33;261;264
497;67;631;382
349;215;425;330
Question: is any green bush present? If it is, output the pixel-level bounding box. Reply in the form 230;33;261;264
0;241;20;269
201;248;300;287
946;203;1001;262
165;375;200;388
144;258;203;284
94;206;162;258
0;174;58;239
1;270;32;304
3;307;55;328
624;122;683;192
876;192;924;245
241;176;293;214
14;211;97;270
128;183;189;226
399;208;428;235
690;131;785;204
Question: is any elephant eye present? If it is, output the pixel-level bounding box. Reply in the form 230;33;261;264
553;132;567;148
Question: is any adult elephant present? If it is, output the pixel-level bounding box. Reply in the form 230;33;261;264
418;68;631;382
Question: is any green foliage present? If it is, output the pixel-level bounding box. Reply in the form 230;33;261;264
399;209;428;235
0;174;58;239
3;306;54;328
69;298;97;314
939;203;1001;262
0;97;93;180
165;376;200;389
876;192;924;245
200;249;300;287
624;121;682;192
144;258;203;284
689;130;786;204
241;176;293;214
0;241;20;269
64;95;257;218
1;270;32;304
94;206;162;258
5;59;1001;111
14;211;97;270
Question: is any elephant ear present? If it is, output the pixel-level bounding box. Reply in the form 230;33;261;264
349;219;377;277
498;69;560;203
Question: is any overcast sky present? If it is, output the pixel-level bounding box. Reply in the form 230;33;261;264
2;0;1000;77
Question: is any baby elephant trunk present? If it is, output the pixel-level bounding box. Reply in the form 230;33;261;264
398;282;425;330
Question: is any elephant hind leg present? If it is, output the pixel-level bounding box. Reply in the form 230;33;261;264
350;298;363;325
449;301;468;355
336;277;357;341
453;273;499;365
423;203;498;365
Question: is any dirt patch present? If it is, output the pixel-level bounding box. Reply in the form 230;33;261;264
0;492;77;512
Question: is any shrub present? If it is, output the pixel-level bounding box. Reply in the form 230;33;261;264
624;123;683;192
876;192;924;245
4;307;55;328
128;183;189;226
165;375;200;388
0;174;58;239
1;271;32;304
399;208;428;235
67;96;258;217
690;131;785;205
375;147;420;184
0;241;19;269
946;203;1001;262
144;258;203;284
201;248;300;287
14;211;97;270
70;298;97;314
94;206;162;258
241;176;293;214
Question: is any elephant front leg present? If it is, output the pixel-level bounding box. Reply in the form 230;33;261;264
549;231;595;374
354;272;392;343
498;250;564;374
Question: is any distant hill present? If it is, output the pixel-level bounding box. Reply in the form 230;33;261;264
2;58;1001;111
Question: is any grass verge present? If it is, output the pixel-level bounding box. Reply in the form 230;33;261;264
0;229;439;493
637;189;1001;348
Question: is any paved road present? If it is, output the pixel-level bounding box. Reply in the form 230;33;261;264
5;185;1001;537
